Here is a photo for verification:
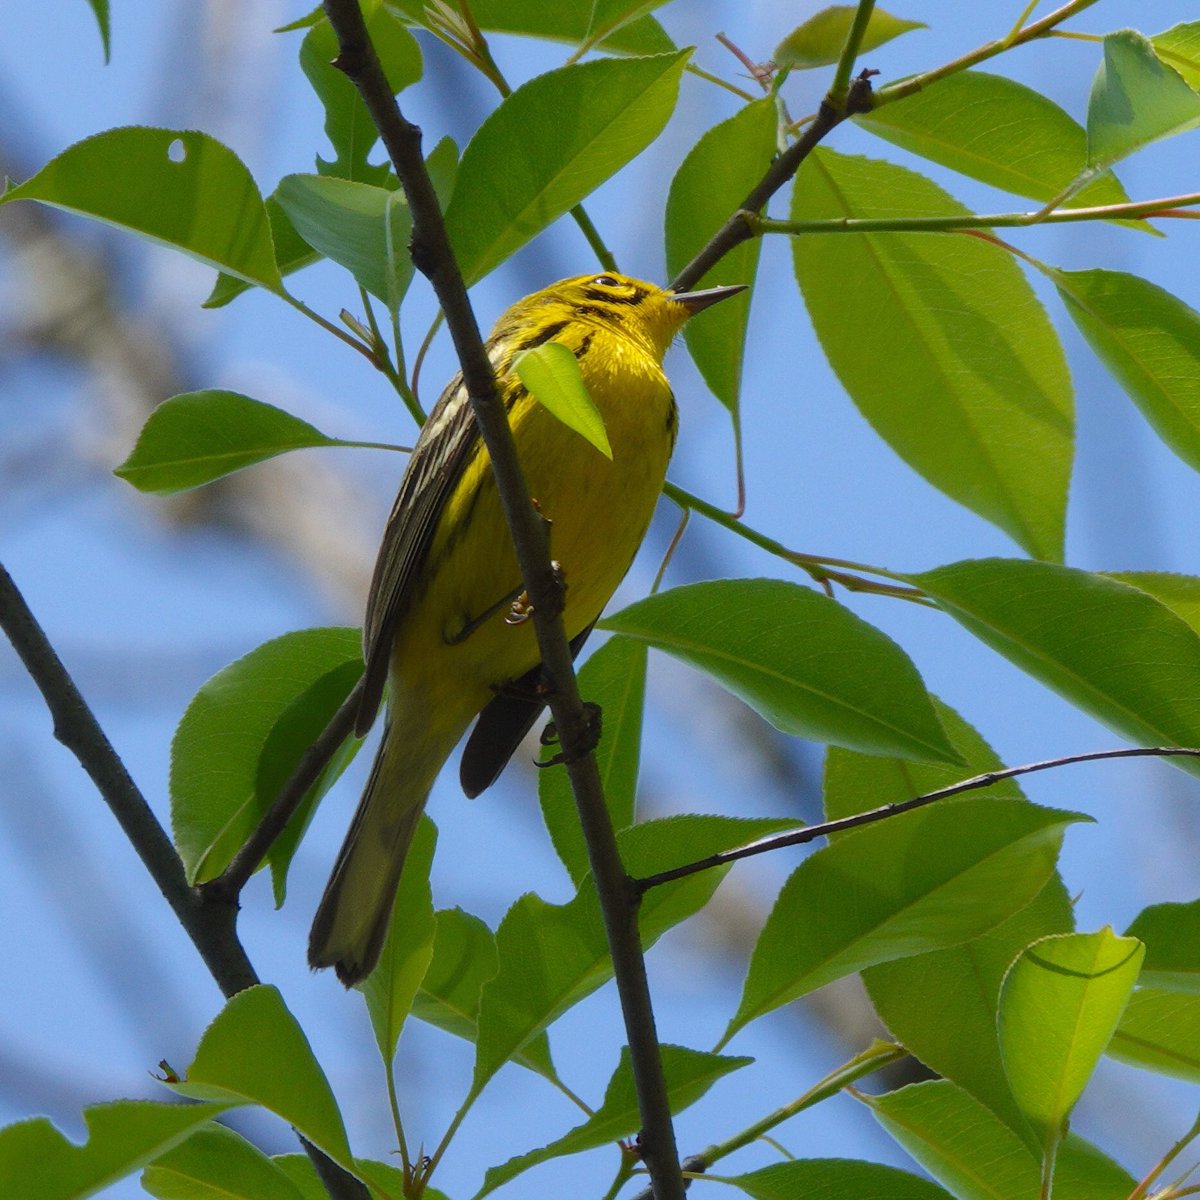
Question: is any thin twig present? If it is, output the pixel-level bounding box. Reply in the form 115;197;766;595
747;191;1200;235
319;3;686;1195
873;0;1102;107
635;747;1200;892
203;677;365;902
670;71;874;293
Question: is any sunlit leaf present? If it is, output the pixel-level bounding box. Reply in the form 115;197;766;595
171;627;363;884
999;930;1143;1147
173;987;353;1171
445;51;689;284
361;819;437;1062
142;1124;303;1200
1125;898;1200;992
1;127;281;291
1050;268;1200;476
115;391;346;494
0;1101;231;1200
513;341;611;458
914;559;1200;780
725;799;1082;1042
775;5;926;69
604;578;958;764
793;150;1073;560
276;174;413;311
859;71;1133;211
1087;29;1200;169
1108;987;1200;1081
665;98;777;414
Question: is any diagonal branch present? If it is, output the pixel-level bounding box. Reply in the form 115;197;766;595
635;746;1200;892
0;562;369;1200
0;561;257;997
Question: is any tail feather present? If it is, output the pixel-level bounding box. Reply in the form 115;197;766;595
308;721;435;986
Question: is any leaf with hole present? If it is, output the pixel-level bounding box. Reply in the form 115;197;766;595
1;127;282;291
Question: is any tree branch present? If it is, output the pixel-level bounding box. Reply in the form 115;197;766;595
320;2;686;1194
635;746;1200;892
745;191;1200;235
0;562;369;1200
669;71;875;293
0;561;257;996
202;676;365;903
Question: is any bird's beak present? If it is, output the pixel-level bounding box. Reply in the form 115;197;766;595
670;283;748;314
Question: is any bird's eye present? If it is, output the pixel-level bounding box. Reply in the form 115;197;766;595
591;274;619;287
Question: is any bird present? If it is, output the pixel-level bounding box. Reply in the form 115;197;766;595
309;272;746;985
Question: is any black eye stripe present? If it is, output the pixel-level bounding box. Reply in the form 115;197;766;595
582;287;643;306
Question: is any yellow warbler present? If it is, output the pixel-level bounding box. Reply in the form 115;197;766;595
309;272;745;984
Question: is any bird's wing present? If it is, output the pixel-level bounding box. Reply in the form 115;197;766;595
356;369;484;734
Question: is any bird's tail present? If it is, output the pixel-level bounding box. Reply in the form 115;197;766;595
308;719;441;986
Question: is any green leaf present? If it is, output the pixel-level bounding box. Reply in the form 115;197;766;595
774;6;926;69
472;815;794;1092
998;930;1143;1149
174;987;353;1171
1108;987;1200;1081
0;1102;232;1200
388;0;675;55
866;879;1073;1140
275;174;413;312
1088;29;1200;169
275;1155;443;1200
84;0;110;61
260;659;367;906
361;818;437;1062
1152;21;1200;91
823;695;1025;828
540;637;646;884
425;135;459;209
793;150;1073;560
142;1124;304;1200
913;558;1200;779
477;1045;751;1197
859;71;1133;210
828;700;1072;1134
867;1080;1136;1200
603;579;958;764
728;1159;953;1200
1050;268;1200;476
665;98;777;414
300;13;422;182
445;50;690;284
171;627;363;884
1;128;282;291
1125;898;1200;992
1109;571;1200;632
114;391;346;495
513;341;612;459
204;197;319;308
724;798;1082;1043
410;908;557;1080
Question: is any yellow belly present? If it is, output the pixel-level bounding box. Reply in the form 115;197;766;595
390;344;675;712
